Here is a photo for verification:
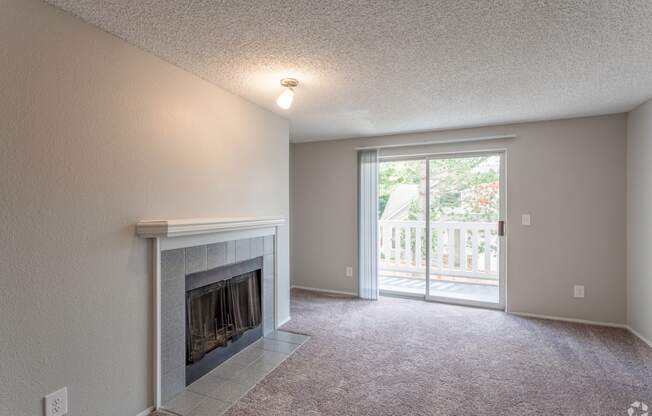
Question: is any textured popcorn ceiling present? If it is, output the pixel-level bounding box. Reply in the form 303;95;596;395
47;0;652;142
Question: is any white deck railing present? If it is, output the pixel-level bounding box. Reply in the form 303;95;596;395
379;220;499;281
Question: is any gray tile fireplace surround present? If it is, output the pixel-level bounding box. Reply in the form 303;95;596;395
160;235;275;403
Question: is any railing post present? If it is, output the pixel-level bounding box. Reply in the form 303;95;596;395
391;226;398;265
415;225;422;270
459;225;466;272
404;225;412;266
471;226;478;273
437;224;444;274
484;227;491;274
447;225;454;273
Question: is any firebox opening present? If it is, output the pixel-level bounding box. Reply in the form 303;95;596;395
186;269;262;365
184;256;264;385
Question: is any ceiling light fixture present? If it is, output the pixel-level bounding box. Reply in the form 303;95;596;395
276;78;298;109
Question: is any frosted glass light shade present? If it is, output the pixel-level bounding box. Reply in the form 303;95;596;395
276;88;294;109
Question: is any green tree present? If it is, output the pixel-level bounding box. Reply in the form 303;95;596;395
379;156;499;222
378;161;420;217
428;156;499;222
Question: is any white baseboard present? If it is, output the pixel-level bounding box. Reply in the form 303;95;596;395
277;315;291;327
626;325;652;348
509;311;627;328
291;285;357;297
286;290;652;348
136;406;154;416
509;311;652;348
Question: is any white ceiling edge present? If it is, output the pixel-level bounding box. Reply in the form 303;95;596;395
292;108;635;144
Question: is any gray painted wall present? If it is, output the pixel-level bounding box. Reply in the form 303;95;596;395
0;1;289;415
627;99;652;343
291;115;627;324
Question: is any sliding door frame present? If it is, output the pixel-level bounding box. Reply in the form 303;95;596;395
423;150;505;310
379;150;506;310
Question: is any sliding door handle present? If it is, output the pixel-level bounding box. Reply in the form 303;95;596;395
498;220;505;237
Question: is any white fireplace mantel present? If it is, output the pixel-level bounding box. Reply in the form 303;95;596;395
136;215;286;410
136;216;286;238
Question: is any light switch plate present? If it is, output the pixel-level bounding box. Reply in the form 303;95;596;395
45;387;68;416
574;285;585;298
522;214;531;226
346;266;353;277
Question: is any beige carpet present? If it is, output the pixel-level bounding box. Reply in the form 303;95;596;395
226;289;651;415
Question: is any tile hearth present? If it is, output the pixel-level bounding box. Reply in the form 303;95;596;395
154;331;309;416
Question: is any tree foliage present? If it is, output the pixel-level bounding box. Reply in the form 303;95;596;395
379;156;499;222
378;161;420;216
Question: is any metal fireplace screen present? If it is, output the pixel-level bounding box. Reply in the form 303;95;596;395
186;270;261;364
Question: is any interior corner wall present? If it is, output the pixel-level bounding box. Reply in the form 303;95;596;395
627;99;652;344
0;1;290;415
291;115;627;324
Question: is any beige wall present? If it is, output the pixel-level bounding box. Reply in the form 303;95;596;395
627;99;652;343
291;115;627;324
0;1;289;415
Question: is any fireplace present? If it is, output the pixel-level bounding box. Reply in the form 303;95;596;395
136;216;285;408
185;256;263;384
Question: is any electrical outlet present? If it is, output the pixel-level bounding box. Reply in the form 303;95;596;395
346;266;353;277
522;214;531;226
45;387;68;416
573;285;585;298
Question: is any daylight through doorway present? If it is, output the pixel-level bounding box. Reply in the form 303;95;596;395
378;153;504;308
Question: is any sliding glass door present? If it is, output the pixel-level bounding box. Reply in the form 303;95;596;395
378;152;505;309
426;153;504;307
